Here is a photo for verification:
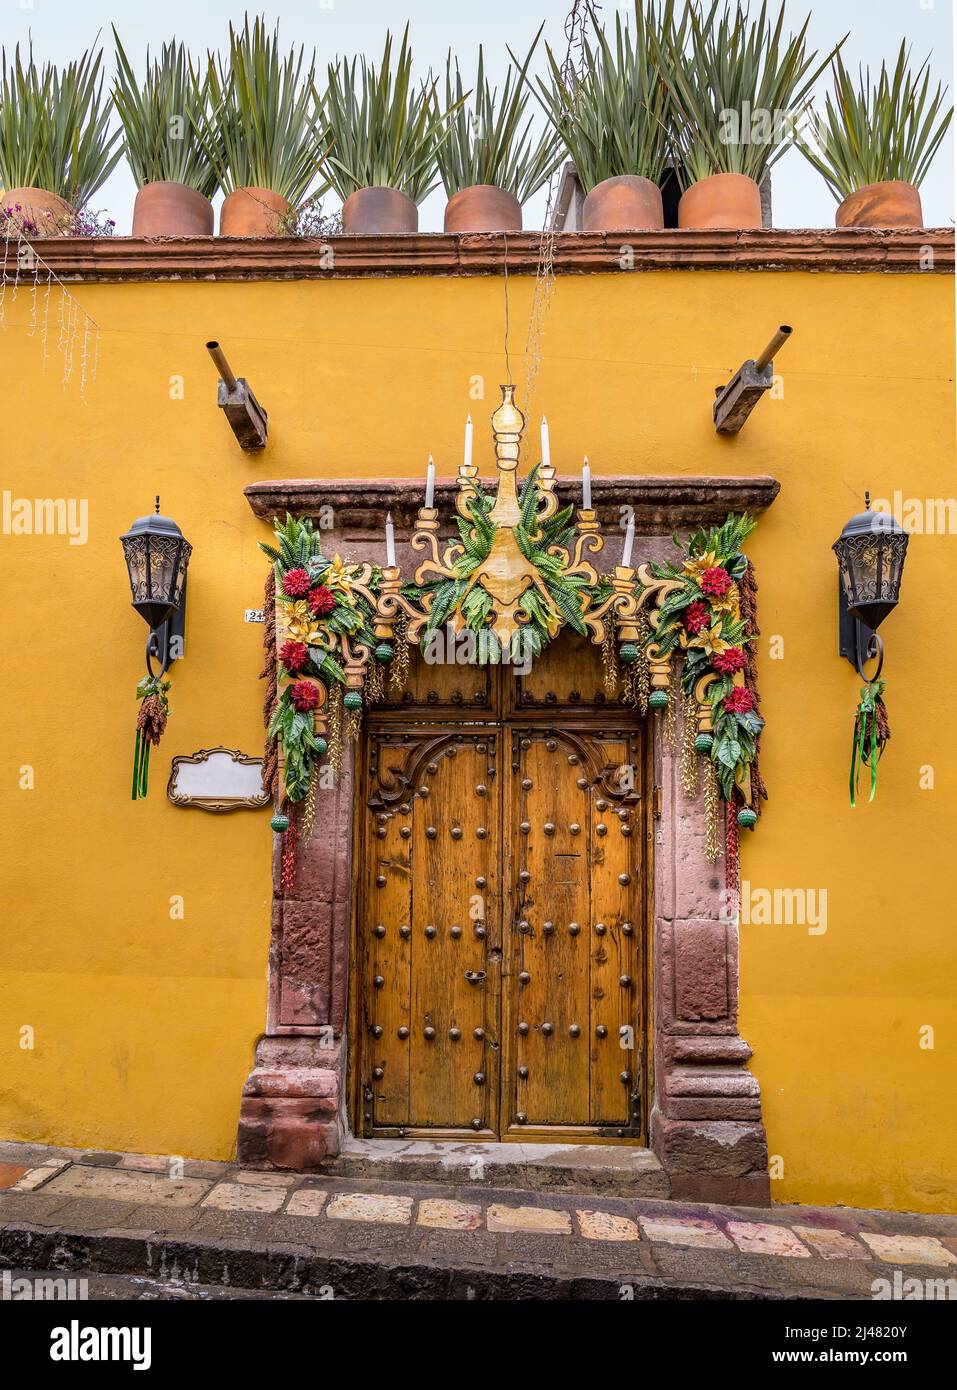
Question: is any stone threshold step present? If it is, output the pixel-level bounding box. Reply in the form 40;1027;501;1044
0;1221;789;1301
316;1139;670;1198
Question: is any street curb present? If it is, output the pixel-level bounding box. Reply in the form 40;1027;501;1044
0;1221;801;1300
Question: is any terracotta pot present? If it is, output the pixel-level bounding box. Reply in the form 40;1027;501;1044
678;173;762;230
581;175;664;232
132;181;214;236
342;186;418;235
444;184;522;233
835;180;923;230
0;186;73;234
220;187;291;237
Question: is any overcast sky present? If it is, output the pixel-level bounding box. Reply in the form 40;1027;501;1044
5;0;954;231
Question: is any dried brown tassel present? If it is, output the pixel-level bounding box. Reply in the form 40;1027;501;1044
738;558;768;814
136;694;167;746
260;568;280;801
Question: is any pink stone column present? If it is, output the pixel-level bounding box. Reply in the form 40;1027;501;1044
650;740;770;1205
237;742;356;1169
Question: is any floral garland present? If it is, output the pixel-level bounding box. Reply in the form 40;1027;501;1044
260;514;379;807
410;468;607;662
641;514;766;833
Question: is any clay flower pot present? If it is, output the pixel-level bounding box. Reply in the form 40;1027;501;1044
220;187;291;237
0;186;73;235
342;186;418;235
132;181;214;236
835;180;923;230
444;185;522;233
678;173;762;230
581;175;664;232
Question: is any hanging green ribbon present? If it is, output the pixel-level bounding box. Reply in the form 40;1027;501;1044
131;729;152;799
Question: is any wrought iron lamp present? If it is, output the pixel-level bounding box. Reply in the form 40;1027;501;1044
833;493;909;678
120;498;192;676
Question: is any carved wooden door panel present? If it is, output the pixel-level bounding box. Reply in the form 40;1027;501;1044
501;726;644;1139
358;730;502;1137
356;678;646;1140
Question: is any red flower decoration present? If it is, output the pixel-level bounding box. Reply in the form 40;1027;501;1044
282;567;311;598
279;639;308;673
700;566;732;598
684;600;710;634
712;645;745;675
308;584;336;616
289;680;320;713
723;686;754;715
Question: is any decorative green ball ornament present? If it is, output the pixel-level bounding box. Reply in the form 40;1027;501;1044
374;642;393;663
270;813;289;834
343;690;363;711
694;733;714;755
619;642;638;665
315;737;328;755
649;690;669;711
737;807;758;830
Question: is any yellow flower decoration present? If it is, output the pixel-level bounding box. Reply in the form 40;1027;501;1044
682;550;719;583
285;601;323;646
679;622;732;657
709;583;741;619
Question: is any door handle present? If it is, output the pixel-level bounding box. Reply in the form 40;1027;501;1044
464;970;486;985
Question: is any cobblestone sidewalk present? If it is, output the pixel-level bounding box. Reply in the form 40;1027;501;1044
2;1141;956;1300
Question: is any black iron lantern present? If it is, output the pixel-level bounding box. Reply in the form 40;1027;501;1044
120;497;192;674
833;492;908;677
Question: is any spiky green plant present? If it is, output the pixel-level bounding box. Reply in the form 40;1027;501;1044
191;17;324;203
523;2;675;192
652;1;841;189
437;31;562;201
798;42;953;201
319;26;457;202
112;31;217;194
0;43;122;205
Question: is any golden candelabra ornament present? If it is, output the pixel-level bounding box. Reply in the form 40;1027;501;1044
370;384;651;666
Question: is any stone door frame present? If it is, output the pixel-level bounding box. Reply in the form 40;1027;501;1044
237;474;779;1206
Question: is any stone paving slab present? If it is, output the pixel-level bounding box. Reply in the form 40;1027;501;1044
1;1143;957;1299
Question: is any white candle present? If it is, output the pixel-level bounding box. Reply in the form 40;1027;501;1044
621;511;635;569
582;456;592;511
385;511;396;568
541;416;551;469
464;416;473;470
425;455;435;510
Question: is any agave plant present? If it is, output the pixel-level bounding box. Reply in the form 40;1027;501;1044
112;31;217;195
799;43;953;201
437;32;562;201
653;0;840;188
192;17;324;203
0;43;122;204
524;2;674;192
319;27;454;202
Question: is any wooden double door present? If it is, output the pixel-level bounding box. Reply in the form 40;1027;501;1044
353;639;648;1142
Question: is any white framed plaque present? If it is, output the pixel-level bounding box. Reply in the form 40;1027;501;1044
167;747;269;813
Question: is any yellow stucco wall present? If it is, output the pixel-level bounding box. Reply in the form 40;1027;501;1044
0;262;954;1212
